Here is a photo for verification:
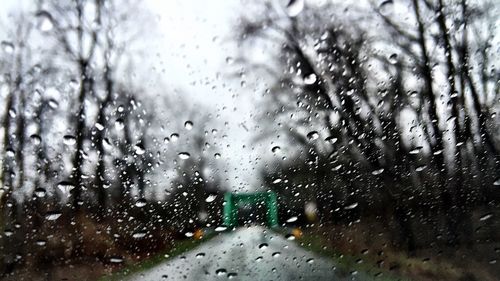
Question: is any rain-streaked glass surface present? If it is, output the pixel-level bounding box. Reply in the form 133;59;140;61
0;0;499;280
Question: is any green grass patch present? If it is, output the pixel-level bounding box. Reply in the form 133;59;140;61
98;232;218;281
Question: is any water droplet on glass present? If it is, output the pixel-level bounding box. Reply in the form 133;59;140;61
286;0;304;17
6;149;15;158
45;211;62;221
170;133;179;141
30;134;42;145
34;187;46;198
272;178;282;184
255;256;263;262
259;243;268;249
95;122;104;131
196;252;205;259
178;152;190;159
307;131;319;141
1;41;14;54
135;198;147;208
479;213;493;221
371;168;384;175
132;232;147;239
48;99;59;109
184;121;193;130
344;202;358;210
415;165;427;172
325;136;338;144
35;239;47;246
272;146;281;153
228;273;238;279
110;257;124;263
115;119;125;130
493;178;500;186
214;153;221;159
57;181;75;195
285;234;296;240
388;53;398;64
215;226;227;232
36;11;54;32
272;252;281;257
215;268;227;276
134;144;145;155
63;135;77;146
379;0;394;16
306;258;315;264
304;73;317;85
409;146;422;154
286;216;298;223
185;232;194;237
205;194;217;203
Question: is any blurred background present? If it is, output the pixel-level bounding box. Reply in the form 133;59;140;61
0;0;499;280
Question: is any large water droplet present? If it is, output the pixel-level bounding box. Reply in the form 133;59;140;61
205;194;217;203
115;119;125;130
307;131;319;140
135;198;147;208
132;232;147;239
215;226;227;232
344;202;358;210
371;168;384;175
304;73;317;85
63;135;77;146
479;213;493;221
134;144;146;155
36;11;54;32
30;134;42;145
48;99;59;109
109;257;124;263
286;0;304;17
34;187;47;198
388;53;398;64
379;0;394;16
184;121;193;130
57;181;75;195
271;146;281;153
178;152;190;159
215;268;227;276
1;41;14;54
493;178;500;186
45;211;62;221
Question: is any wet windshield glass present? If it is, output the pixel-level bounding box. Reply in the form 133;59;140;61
0;0;499;280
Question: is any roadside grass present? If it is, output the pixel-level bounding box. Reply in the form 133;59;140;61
98;231;218;281
270;227;411;281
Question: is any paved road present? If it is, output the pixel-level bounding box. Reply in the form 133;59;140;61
128;226;373;281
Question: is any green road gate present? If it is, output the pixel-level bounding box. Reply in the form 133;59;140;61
223;192;278;228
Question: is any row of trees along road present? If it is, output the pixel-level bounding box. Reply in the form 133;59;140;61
240;0;499;255
0;0;227;275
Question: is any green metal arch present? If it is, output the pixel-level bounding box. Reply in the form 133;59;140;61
223;192;278;228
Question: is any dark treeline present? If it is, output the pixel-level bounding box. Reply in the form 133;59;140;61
239;0;499;255
0;0;226;277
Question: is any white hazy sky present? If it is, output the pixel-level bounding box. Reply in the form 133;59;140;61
143;0;274;191
0;0;277;192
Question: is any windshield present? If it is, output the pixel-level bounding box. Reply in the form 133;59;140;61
0;0;499;280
